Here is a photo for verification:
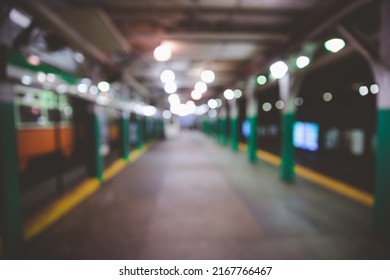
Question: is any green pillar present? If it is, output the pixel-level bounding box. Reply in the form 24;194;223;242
370;0;390;235
136;115;144;149
246;76;258;163
231;117;239;151
89;105;103;182
120;112;130;160
247;116;258;163
0;82;24;256
280;112;295;182
229;99;239;151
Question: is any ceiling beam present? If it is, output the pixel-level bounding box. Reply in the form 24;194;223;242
124;32;287;43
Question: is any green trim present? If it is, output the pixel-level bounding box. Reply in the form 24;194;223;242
231;117;239;151
247;116;258;163
373;108;390;234
0;101;24;256
7;51;78;85
280;112;295;183
120;116;130;161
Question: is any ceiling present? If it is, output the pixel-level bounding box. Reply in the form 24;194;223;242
13;0;378;109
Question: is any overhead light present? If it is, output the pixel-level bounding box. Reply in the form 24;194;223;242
296;56;310;69
234;89;242;98
27;55;40;66
89;85;98;95
98;81;110;92
223;89;235;100
37;72;46;83
324;38;345;53
256;75;267;85
370;84;379;94
164;82;177;94
275;100;284;110
154;45;171;62
201;69;215;83
163;110;172;119
270;61;288;79
168;94;180;105
359;86;369;96
74;52;85;63
323;92;333;102
21;75;32;85
262;102;272;112
143;105;157;117
195;81;207;94
207;99;217;109
77;83;88;93
10;9;31;28
160;70;175;83
191;90;202;100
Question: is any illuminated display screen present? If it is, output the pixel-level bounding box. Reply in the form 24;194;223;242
242;119;251;138
293;121;319;151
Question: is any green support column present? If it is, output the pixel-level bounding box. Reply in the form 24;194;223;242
120;112;130;161
0;82;24;256
136;115;144;149
247;116;258;163
231;117;239;151
280;111;295;182
246;76;258;164
229;99;239;151
88;105;104;182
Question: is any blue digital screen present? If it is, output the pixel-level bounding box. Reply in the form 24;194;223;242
242;120;251;138
293;121;319;151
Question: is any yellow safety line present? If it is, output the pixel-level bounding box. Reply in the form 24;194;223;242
103;159;127;182
238;143;373;207
295;165;373;207
24;144;153;241
24;178;100;240
256;150;281;166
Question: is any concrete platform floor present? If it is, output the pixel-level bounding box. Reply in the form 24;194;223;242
18;131;390;259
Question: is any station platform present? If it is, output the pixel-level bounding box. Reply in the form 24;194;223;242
17;131;389;259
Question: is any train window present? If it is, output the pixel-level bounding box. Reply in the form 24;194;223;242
19;105;41;123
48;109;61;122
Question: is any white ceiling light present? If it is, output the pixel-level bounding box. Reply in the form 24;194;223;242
324;38;345;53
207;99;217;109
256;75;267;85
370;84;379;94
154;45;171;62
195;81;207;94
191;90;202;100
201;69;215;83
160;70;175;83
163;110;172;119
143;105;157;117
168;94;180;105
164;82;177;94
359;86;369;96
98;81;110;92
10;9;31;28
270;61;288;79
223;89;235;100
296;56;310;69
234;89;242;98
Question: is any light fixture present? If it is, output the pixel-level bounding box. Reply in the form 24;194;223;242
256;75;267;85
359;86;369;96
168;94;180;105
207;99;217;109
98;81;110;92
223;89;235;100
324;38;345;53
143;105;157;117
195;81;207;94
270;61;288;79
160;70;175;83
370;84;379;94
201;69;215;83
164;82;177;94
234;89;242;98
154;45;171;62
191;90;202;100
163;110;172;119
296;56;310;69
10;9;31;28
27;55;40;66
323;92;333;102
